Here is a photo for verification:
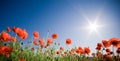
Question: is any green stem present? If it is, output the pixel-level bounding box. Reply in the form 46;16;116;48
112;45;114;56
46;30;50;43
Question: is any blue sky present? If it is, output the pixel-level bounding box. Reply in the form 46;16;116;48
0;0;120;54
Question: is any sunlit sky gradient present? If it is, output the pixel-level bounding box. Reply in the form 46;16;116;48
0;0;120;54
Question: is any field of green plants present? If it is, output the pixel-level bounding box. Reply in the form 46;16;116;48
0;26;120;61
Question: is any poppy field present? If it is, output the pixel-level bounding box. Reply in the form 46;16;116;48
0;26;120;61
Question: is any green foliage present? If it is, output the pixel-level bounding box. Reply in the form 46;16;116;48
0;40;119;61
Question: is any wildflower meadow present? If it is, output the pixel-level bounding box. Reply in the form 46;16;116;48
0;26;120;61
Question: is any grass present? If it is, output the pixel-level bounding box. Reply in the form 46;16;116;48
0;41;119;61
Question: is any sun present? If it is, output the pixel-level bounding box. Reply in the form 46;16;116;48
88;22;98;32
80;7;104;36
86;21;102;34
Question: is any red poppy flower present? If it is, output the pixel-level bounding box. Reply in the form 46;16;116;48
117;41;120;47
0;31;14;42
110;51;113;55
44;45;47;48
13;27;21;33
75;49;80;54
78;46;82;50
31;47;34;51
33;31;39;39
78;47;84;54
56;50;60;54
84;47;91;54
96;46;101;50
79;48;84;54
97;43;102;48
64;52;67;54
33;39;38;45
7;26;11;32
47;38;52;46
12;26;17;32
39;39;44;47
116;47;120;54
21;29;28;40
60;46;64;50
18;59;26;61
13;27;28;40
66;38;72;45
17;29;23;36
109;37;120;48
52;33;58;39
103;55;113;61
69;51;73;54
106;48;111;53
102;40;111;48
75;47;84;54
0;46;12;58
7;37;15;41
